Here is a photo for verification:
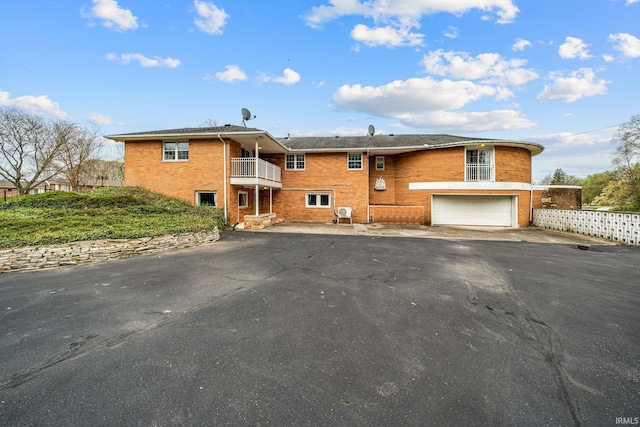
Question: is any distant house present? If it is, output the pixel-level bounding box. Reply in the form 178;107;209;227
0;178;122;198
107;124;544;229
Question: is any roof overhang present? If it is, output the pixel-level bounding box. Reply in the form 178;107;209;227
282;139;544;156
106;130;289;154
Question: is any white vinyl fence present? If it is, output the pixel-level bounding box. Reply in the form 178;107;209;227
533;209;640;246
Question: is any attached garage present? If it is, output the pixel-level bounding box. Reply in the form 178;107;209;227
432;195;517;227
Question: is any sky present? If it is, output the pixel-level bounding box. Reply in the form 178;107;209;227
1;0;639;182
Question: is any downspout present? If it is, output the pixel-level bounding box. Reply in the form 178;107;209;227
529;159;534;225
366;149;370;223
218;134;228;225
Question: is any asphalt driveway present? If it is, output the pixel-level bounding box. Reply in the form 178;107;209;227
0;227;638;426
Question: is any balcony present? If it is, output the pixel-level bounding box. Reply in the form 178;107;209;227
465;164;494;182
230;158;282;188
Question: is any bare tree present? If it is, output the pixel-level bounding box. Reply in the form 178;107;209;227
0;107;64;195
55;123;103;191
611;115;640;209
80;158;124;185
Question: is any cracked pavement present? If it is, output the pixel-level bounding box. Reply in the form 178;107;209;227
0;228;638;426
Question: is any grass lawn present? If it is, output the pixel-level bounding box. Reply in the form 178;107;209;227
0;187;225;249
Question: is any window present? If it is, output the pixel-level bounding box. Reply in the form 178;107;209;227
238;191;248;209
376;156;385;171
348;153;362;170
465;148;494;181
196;191;217;206
306;193;331;208
164;141;189;161
241;148;252;158
285;154;305;170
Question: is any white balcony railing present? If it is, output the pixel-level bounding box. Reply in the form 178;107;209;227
231;158;281;183
465;164;494;182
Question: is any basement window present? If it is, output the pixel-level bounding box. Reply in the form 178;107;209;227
196;191;217;207
238;191;248;209
306;193;331;208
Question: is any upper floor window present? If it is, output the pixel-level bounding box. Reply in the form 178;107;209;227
348;153;363;170
375;156;385;170
285;154;305;170
164;141;189;161
465;148;494;181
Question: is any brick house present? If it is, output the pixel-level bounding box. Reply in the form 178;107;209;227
107;125;544;228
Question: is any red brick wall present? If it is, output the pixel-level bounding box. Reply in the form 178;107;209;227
124;139;225;205
272;152;369;223
369;155;397;205
369;205;426;225
125;140;535;227
533;187;582;210
495;146;531;183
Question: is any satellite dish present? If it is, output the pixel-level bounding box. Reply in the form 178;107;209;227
368;124;375;137
241;108;256;128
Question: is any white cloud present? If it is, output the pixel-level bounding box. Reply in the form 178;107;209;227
262;68;301;86
87;112;120;125
0;90;68;119
558;36;592;59
208;65;247;83
609;32;640;58
332;77;535;132
82;0;138;32
106;53;180;68
443;26;458;39
626;0;639;4
536;68;609;103
421;50;538;86
351;23;424;47
193;1;228;35
512;38;532;51
304;0;520;29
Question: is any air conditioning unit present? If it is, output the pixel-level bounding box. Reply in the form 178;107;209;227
337;207;352;218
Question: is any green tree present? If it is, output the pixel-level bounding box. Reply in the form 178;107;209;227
581;171;615;205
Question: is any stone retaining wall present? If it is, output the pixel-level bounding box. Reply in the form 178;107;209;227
0;229;220;273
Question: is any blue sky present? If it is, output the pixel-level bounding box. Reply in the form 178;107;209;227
1;0;639;182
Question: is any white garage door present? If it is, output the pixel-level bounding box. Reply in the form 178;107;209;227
432;195;514;227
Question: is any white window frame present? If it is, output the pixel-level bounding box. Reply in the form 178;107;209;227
348;153;363;170
375;156;385;171
163;141;189;162
305;193;331;208
285;154;305;170
238;191;248;209
195;191;217;207
465;147;495;182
